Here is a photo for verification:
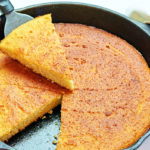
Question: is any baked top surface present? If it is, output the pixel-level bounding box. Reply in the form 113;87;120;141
55;23;150;150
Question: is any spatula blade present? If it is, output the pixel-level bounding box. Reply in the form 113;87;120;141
4;11;33;36
0;141;15;150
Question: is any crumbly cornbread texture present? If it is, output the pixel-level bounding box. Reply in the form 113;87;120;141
0;52;66;142
0;14;73;90
55;23;150;150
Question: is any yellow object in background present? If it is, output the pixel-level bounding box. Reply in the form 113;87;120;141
130;10;150;24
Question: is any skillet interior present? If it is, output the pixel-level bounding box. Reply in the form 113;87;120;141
0;2;150;150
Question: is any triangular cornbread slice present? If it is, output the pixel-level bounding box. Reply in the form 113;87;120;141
55;23;150;150
0;52;66;142
0;14;74;90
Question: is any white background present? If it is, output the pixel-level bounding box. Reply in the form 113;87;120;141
11;0;150;16
9;0;150;150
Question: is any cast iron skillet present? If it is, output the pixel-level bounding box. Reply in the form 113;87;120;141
0;2;150;150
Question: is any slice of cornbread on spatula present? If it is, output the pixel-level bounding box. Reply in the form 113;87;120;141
0;14;74;90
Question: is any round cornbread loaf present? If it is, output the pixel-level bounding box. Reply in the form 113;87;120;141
55;23;150;150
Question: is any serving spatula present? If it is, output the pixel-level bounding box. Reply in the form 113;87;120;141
0;0;33;37
0;141;15;150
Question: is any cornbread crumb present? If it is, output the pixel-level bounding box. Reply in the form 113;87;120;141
41;116;46;120
55;122;58;125
54;135;58;140
52;140;57;145
48;110;53;115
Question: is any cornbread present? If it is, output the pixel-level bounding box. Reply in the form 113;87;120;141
55;23;150;150
0;14;74;90
0;52;66;142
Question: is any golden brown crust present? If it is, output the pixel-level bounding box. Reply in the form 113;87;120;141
55;23;150;150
